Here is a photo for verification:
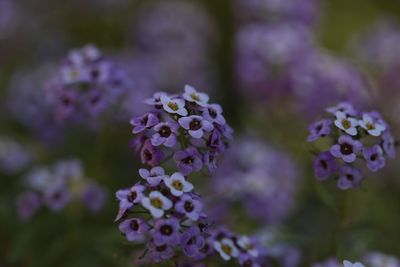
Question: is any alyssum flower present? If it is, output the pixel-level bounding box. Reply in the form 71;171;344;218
307;102;396;190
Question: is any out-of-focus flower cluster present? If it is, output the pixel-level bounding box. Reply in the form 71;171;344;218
312;252;400;267
17;159;107;220
212;137;300;224
0;136;33;175
47;44;131;123
308;102;395;189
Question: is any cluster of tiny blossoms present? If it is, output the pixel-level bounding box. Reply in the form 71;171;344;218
48;44;130;121
115;86;265;266
308;102;396;189
130;85;232;173
17;159;107;220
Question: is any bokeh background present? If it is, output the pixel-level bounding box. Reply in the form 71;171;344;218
1;0;400;266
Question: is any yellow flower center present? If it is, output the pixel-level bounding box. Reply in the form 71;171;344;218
221;244;232;255
172;180;183;191
167;102;179;111
150;197;163;209
366;122;375;130
342;119;351;129
190;93;200;101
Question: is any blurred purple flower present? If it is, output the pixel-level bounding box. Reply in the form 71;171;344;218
174;147;203;176
17;191;41;221
313;152;337;180
337;166;363;190
363;145;385;172
307;119;332;142
80;183;107;213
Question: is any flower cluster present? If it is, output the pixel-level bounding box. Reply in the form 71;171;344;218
0;136;33;175
116;87;265;266
212;137;300;224
308;102;396;189
131;85;232;174
17;159;107;220
48;44;130;122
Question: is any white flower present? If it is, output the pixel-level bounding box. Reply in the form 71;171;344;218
160;95;188;116
237;236;259;257
82;44;101;61
61;65;90;84
183;85;209;107
214;238;239;261
141;191;172;218
164;172;194;197
334;111;358;136
343;260;365;267
358;113;386;136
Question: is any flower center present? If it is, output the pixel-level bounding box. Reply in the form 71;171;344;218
143;149;153;161
183;156;194;164
319;159;328;170
190;93;200;101
160;224;173;236
150;197;163;209
370;154;378;161
130;220;139;231
167;102;179;111
140;115;149;125
243;260;253;267
172;180;183;191
366;122;375;130
189;119;202;130
221;244;232;255
346;174;354;181
156;244;167;252
316;123;323;132
208;108;217;118
127;191;137;202
159;125;172;137
184;201;194;212
341;119;351;129
340;143;353;155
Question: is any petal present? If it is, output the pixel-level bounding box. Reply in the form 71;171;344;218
190;129;204;139
178;117;192;129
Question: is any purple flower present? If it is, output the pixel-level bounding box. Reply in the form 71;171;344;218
326;102;357;116
382;130;396;158
147;241;175;262
139;166;166;186
17;191;41;221
358;113;386;136
307;119;332;142
43;182;71;212
201;103;226;125
115;184;145;220
144;92;168;107
160;95;188;116
130;112;159;134
363;145;385;172
204;151;218;172
238;254;261;267
313;152;337;180
237;236;259;258
182;85;209;107
151;121;179;147
152;218;181;246
119;218;149;242
330;135;363;163
178;115;214;139
180;226;206;258
140;140;165;166
207;129;226;153
164;172;194;197
175;193;204;221
174;147;203;175
337;166;363;190
80;183;107;213
334;111;359;136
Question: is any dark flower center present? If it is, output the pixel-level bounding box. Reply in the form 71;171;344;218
156;244;167;252
370;154;378;161
160;225;173;236
316;123;323;132
188;236;196;245
340;143;353;155
243;260;253;267
189;119;202;130
182;156;194;164
208;108;217;119
140;115;149;126
130;220;139;231
143;149;153;161
127;191;137;202
200;243;210;253
90;95;100;105
159;126;172;137
346;174;354;181
319;160;328;170
91;69;99;79
184;201;194;212
61;96;72;106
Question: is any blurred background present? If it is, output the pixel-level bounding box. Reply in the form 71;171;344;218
1;0;400;266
